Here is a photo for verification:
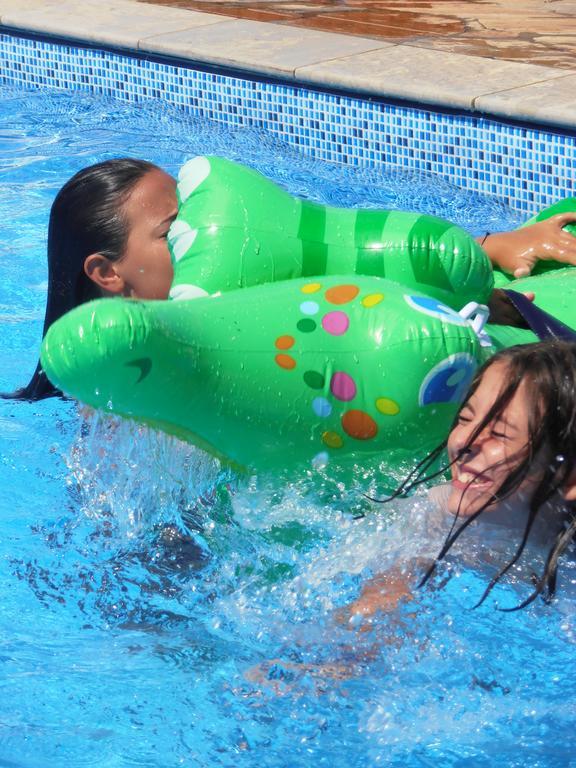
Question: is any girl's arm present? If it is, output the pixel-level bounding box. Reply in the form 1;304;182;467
337;566;415;624
247;566;422;693
479;212;576;277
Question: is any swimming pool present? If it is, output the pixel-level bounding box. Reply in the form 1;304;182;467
0;31;575;768
0;30;575;215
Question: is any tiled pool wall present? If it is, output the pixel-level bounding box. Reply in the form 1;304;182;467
1;31;574;215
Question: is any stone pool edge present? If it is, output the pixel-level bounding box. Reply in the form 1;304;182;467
0;0;575;131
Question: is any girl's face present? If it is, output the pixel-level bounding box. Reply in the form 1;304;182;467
446;361;536;518
112;168;178;300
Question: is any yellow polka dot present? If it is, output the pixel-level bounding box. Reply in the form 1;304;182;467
322;431;344;449
376;397;400;416
362;293;384;308
301;282;322;294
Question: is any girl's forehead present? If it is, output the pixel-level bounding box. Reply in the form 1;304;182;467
472;361;529;419
481;359;510;384
473;361;510;400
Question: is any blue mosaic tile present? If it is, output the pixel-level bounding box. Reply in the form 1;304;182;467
0;31;574;214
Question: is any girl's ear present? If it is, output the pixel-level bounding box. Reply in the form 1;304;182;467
83;254;126;296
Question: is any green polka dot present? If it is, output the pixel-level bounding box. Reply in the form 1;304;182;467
297;318;317;333
303;370;325;390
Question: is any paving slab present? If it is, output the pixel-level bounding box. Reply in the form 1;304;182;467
0;0;61;11
0;0;226;50
475;73;576;128
295;45;572;111
141;17;388;76
139;0;576;71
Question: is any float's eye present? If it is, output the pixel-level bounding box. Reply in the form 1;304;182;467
405;295;467;326
419;354;476;406
125;357;152;383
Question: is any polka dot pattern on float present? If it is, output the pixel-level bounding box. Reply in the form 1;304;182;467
301;282;322;294
325;284;359;305
304;370;325;390
272;280;393;450
342;410;378;440
322;311;349;336
330;371;357;402
297;318;316;333
376;397;400;416
300;301;319;315
362;293;384;308
312;397;332;417
275;353;296;370
322;430;343;449
275;335;295;350
311;451;330;470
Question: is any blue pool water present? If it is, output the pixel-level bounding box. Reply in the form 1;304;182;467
0;83;575;767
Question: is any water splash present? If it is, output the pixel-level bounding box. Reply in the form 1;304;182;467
65;409;227;539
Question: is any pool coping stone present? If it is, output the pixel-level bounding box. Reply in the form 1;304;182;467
1;0;575;130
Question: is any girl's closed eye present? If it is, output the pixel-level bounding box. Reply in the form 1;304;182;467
489;420;507;437
491;417;518;440
457;409;473;424
159;220;176;240
157;213;177;240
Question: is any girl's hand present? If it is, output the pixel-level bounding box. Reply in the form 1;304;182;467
245;658;352;695
245;570;418;694
336;570;413;626
480;212;576;278
487;288;535;326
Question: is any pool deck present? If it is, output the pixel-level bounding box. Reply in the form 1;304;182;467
1;0;575;129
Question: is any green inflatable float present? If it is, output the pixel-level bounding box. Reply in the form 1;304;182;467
40;156;576;475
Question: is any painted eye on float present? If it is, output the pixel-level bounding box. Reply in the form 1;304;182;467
419;354;477;406
405;295;468;326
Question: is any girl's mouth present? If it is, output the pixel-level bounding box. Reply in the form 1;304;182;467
451;465;492;490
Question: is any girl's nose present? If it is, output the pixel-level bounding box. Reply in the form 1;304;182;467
452;422;483;454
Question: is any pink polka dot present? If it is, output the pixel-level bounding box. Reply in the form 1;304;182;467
322;311;349;336
330;372;357;402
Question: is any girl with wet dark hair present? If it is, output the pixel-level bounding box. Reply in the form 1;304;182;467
248;341;576;691
346;340;576;617
3;158;177;401
5;155;576;403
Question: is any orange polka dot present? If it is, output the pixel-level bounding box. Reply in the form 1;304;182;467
275;335;295;350
322;431;344;449
342;410;378;440
301;282;322;294
275;354;296;370
325;284;360;305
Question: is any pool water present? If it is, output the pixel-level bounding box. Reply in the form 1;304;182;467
0;83;574;768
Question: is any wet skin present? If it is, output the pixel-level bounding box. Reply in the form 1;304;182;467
446;362;536;519
109;168;178;300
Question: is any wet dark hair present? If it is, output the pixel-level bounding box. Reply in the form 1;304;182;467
2;158;159;401
387;341;576;610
